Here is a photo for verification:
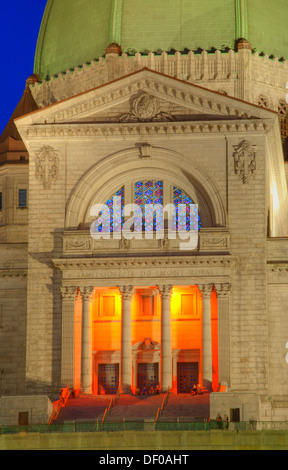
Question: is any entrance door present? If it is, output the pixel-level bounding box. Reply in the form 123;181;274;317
177;362;198;393
138;363;159;393
98;363;119;395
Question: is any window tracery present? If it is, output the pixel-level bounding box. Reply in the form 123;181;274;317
95;181;201;233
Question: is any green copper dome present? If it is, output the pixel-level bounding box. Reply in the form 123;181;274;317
34;0;288;79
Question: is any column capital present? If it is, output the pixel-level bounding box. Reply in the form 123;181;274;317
60;286;77;301
118;285;134;300
198;283;213;299
214;283;232;298
158;284;173;300
79;286;94;301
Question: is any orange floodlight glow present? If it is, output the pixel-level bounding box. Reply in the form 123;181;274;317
73;285;219;395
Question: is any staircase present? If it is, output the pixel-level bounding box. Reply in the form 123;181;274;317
159;392;210;421
53;391;210;424
106;394;163;421
55;395;112;423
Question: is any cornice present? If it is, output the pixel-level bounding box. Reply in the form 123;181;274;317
21;119;271;140
0;269;27;279
267;263;288;273
53;255;237;271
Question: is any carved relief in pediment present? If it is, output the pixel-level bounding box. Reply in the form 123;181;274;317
119;93;174;122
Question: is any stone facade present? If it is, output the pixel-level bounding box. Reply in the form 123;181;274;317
0;396;53;426
1;39;288;425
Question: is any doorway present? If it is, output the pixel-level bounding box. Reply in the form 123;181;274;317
177;362;198;393
137;363;159;393
98;363;119;394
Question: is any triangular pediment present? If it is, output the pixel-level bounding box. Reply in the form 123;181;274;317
15;68;276;130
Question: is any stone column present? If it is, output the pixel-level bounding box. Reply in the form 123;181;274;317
159;284;173;392
80;286;94;394
119;285;134;393
60;286;78;389
198;283;213;390
215;283;232;387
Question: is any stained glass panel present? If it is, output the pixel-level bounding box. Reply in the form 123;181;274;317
173;186;201;231
134;181;164;231
97;187;124;233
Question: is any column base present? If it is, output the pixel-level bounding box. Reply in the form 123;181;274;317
202;379;212;392
80;385;93;395
120;384;132;394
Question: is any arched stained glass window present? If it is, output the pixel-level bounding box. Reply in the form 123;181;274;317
134;180;164;231
173;186;201;231
94;182;201;234
97;187;124;233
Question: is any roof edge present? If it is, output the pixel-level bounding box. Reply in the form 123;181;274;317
14;67;278;128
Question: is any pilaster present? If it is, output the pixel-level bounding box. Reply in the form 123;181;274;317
198;283;213;390
60;286;78;388
215;283;232;388
80;286;94;394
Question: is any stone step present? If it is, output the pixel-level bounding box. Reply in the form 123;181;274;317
161;392;210;420
54;392;211;423
55;395;112;423
106;394;164;421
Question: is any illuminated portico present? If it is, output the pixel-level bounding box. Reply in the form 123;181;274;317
56;252;234;396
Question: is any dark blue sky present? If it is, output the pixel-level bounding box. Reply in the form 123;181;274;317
0;1;47;135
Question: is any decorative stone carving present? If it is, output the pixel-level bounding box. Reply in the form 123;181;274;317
214;283;232;297
119;93;174;122
159;238;169;249
140;338;159;350
198;283;213;298
65;240;91;251
118;285;134;300
24;120;270;139
120;238;131;250
233;140;257;184
158;284;173;299
79;286;94;301
0;270;27;279
35;146;59;189
201;237;227;248
60;286;77;301
139;143;152;159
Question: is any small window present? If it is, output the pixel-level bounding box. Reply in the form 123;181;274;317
18;411;29;426
18;189;27;208
0;192;2;211
230;408;240;422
